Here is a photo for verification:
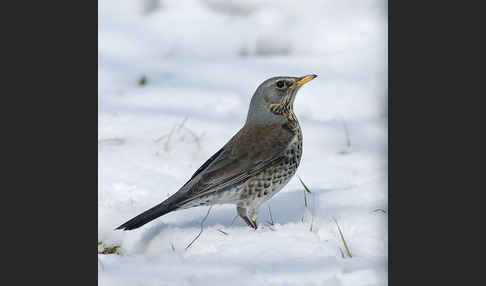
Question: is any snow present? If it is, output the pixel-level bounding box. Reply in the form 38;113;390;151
98;0;387;285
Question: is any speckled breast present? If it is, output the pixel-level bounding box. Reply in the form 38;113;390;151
236;128;303;207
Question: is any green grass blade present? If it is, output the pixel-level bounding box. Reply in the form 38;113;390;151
333;217;352;258
298;176;312;193
339;247;345;258
138;75;147;86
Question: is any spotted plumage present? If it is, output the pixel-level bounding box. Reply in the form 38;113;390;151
117;74;317;230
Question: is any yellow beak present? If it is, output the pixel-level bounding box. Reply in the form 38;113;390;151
294;74;317;87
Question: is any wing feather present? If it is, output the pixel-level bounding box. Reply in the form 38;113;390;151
173;124;295;207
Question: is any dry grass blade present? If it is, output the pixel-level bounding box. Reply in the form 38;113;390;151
267;205;275;226
338;119;352;154
217;229;229;236
304;191;308;208
164;125;177;151
185;206;213;251
98;137;126;146
342;120;351;149
98;241;121;255
99;245;121;255
176;116;188;132
309;213;315;232
185;127;203;149
154;117;203;151
230;215;238;226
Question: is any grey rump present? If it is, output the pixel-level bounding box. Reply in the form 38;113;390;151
117;74;317;230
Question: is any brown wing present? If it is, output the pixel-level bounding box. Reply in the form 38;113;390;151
175;123;295;206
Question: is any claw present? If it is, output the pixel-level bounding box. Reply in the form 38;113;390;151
250;219;258;230
241;215;258;229
237;206;258;230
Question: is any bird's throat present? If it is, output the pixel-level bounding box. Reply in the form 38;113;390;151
269;102;299;133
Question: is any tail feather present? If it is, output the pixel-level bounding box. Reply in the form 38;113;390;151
116;201;177;231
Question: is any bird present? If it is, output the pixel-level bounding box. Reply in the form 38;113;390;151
116;74;317;230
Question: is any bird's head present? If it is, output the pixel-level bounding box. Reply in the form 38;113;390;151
246;74;317;125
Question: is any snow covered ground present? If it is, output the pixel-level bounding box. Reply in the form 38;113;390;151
98;0;388;285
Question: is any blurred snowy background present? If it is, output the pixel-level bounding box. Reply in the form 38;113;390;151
98;0;387;285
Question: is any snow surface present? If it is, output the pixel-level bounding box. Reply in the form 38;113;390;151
98;0;388;285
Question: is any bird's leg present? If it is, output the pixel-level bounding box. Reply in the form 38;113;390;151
237;206;257;229
248;207;259;229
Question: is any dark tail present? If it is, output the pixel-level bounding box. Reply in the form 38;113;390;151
116;201;178;231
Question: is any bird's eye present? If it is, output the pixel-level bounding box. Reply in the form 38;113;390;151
276;80;285;88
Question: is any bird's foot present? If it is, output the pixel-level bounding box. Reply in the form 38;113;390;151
237;206;258;229
250;219;258;230
240;215;258;229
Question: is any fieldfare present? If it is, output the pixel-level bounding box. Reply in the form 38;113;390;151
117;74;317;230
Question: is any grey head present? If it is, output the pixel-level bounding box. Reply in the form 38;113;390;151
246;74;317;125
